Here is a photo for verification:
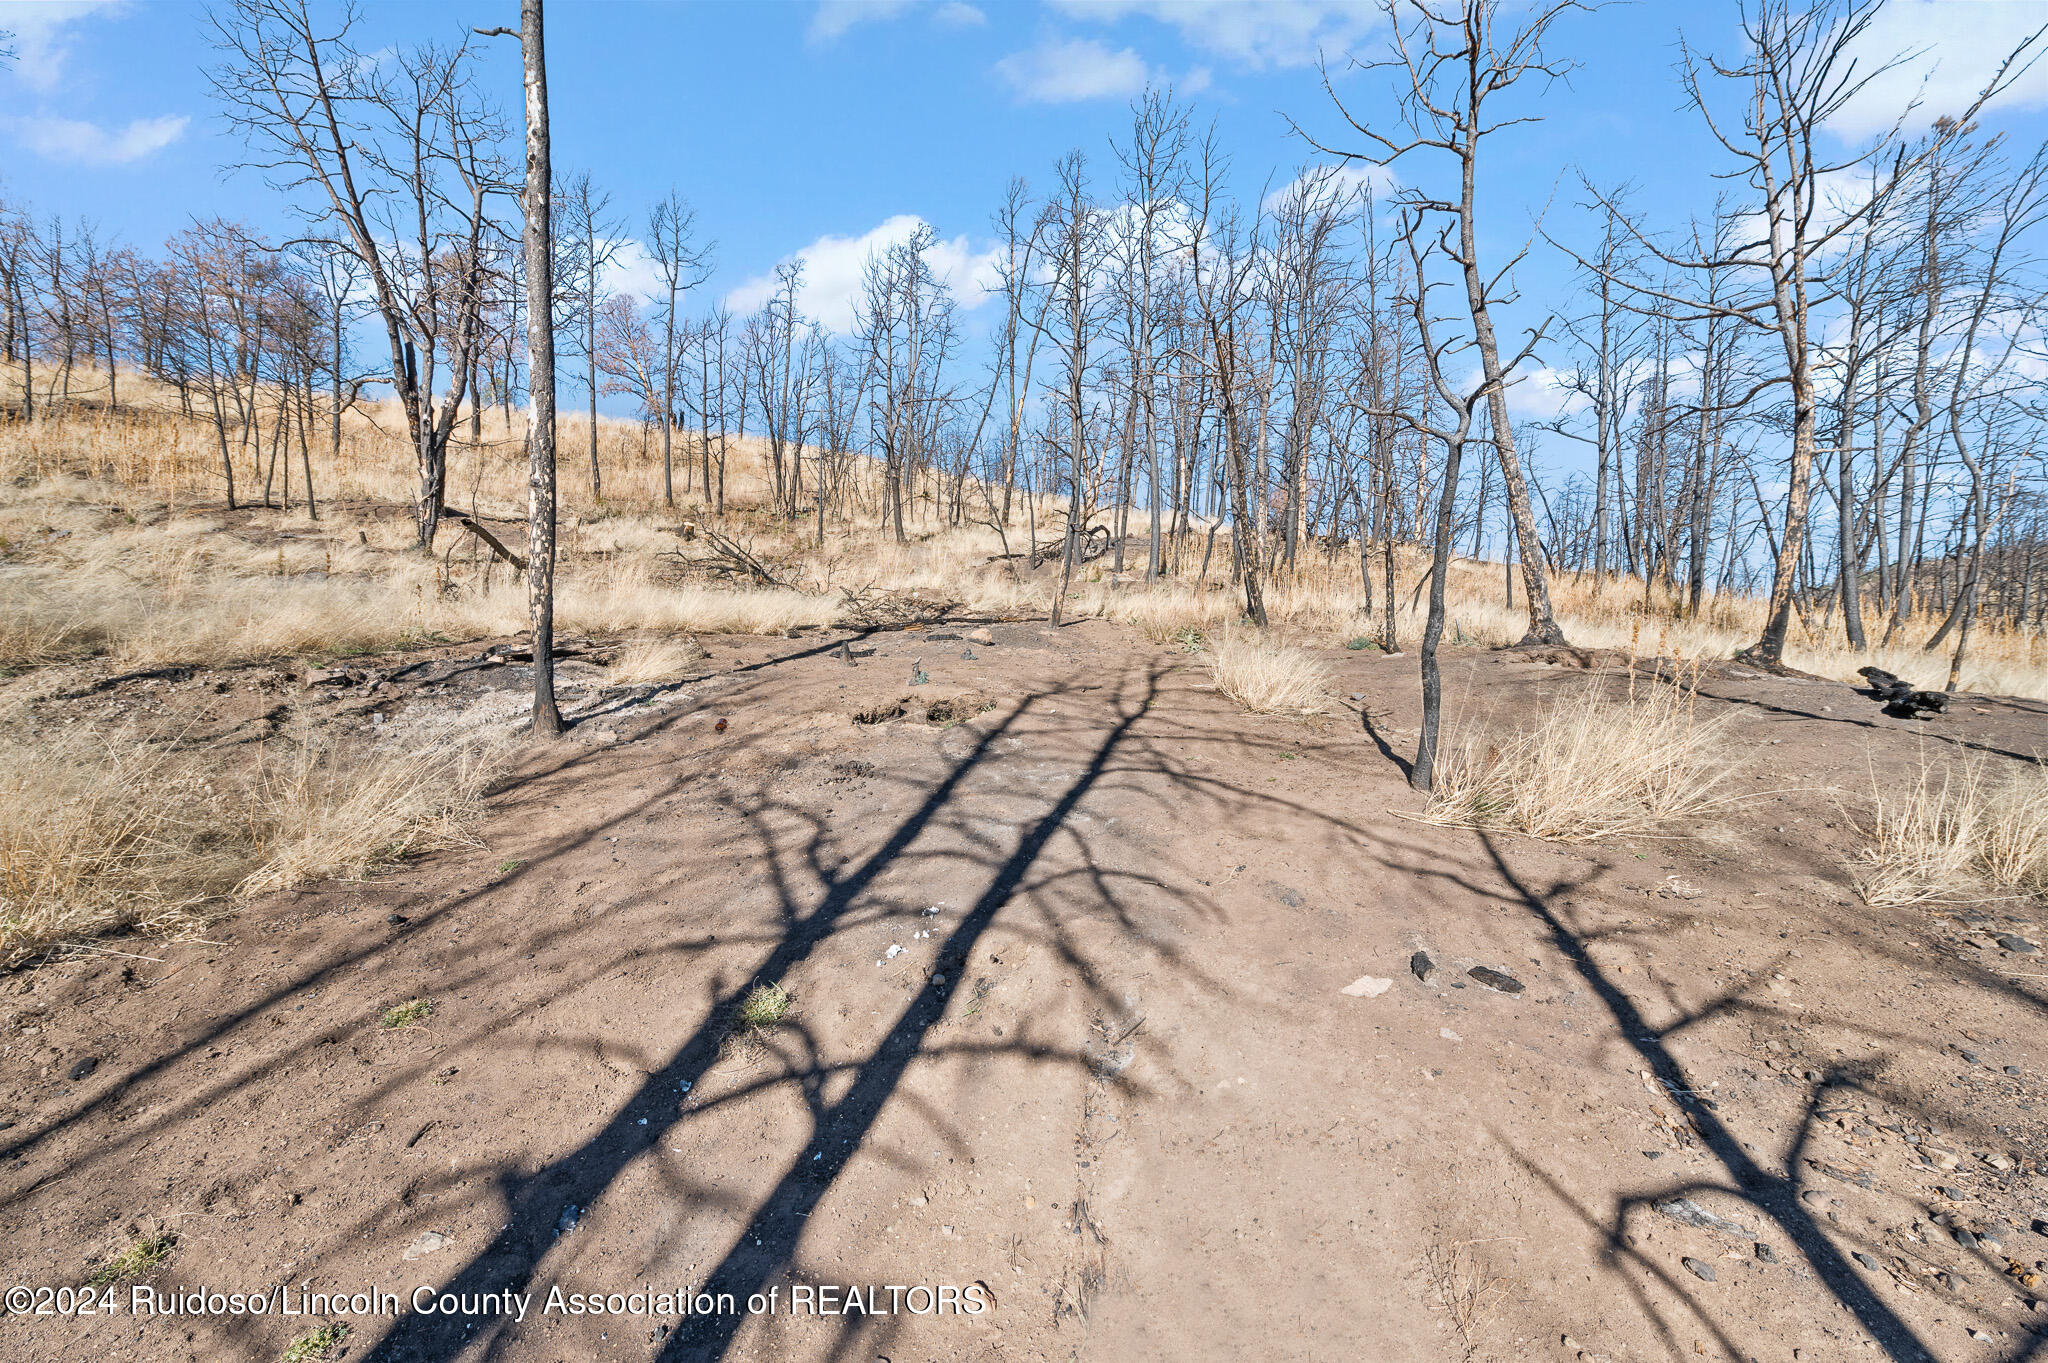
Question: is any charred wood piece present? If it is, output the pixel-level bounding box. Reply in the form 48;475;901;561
1857;666;1950;719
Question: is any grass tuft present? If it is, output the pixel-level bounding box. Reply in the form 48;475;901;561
0;724;499;966
379;998;434;1030
1854;751;2048;905
86;1230;176;1286
1422;681;1735;842
283;1323;350;1362
603;636;705;687
1206;631;1330;715
737;981;793;1032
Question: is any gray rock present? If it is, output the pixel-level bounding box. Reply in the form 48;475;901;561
1467;966;1525;995
1999;935;2041;954
67;1057;98;1081
555;1204;581;1236
1955;1227;1981;1250
2006;1066;2022;1076
1410;951;1436;984
1654;1197;1754;1239
1853;1252;1881;1271
1681;1256;1716;1282
402;1231;450;1261
1755;1242;1778;1264
1962;1050;1981;1064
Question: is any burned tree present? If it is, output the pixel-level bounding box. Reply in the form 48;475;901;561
211;0;511;549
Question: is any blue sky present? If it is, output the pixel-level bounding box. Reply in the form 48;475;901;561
4;0;2047;440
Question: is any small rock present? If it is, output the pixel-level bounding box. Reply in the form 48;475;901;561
1654;1197;1754;1238
1981;1224;2011;1251
2032;1218;2048;1238
1962;1050;1981;1064
589;728;620;744
2005;1066;2022;1076
1340;975;1394;998
1923;1147;1963;1172
1807;1158;1874;1189
1440;1027;1462;1041
960;649;976;660
1755;1242;1778;1264
1937;1186;1965;1201
966;628;994;646
1410;951;1436;984
387;914;410;926
1853;1252;1881;1271
1971;1329;1992;1341
402;1231;450;1261
1681;1256;1716;1282
1999;935;2041;954
1467;966;1525;995
1985;1152;2016;1171
555;1205;581;1236
67;1057;99;1081
1956;1228;1981;1250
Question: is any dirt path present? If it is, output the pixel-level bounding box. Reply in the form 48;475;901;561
4;622;2047;1362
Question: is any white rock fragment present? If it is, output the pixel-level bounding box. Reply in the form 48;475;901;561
1340;975;1394;998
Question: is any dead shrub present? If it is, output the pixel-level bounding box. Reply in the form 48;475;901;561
1206;631;1330;715
1854;751;2048;906
1422;681;1734;841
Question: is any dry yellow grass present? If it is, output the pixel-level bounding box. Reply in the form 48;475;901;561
603;636;707;687
1206;631;1331;715
1854;751;2048;906
4;367;2046;704
1421;680;1737;841
0;721;499;964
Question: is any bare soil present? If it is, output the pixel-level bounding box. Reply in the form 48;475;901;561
4;620;2047;1362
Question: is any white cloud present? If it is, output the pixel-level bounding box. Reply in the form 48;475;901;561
598;238;669;304
8;113;187;165
809;0;983;42
1048;0;1383;70
1500;366;1589;422
1;0;126;93
724;214;1001;333
1262;161;1397;212
995;35;1155;103
1831;0;2048;139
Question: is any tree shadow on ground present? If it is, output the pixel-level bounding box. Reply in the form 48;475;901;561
1477;831;2045;1363
353;665;1184;1361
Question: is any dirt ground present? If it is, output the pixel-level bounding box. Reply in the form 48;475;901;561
4;618;2047;1363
